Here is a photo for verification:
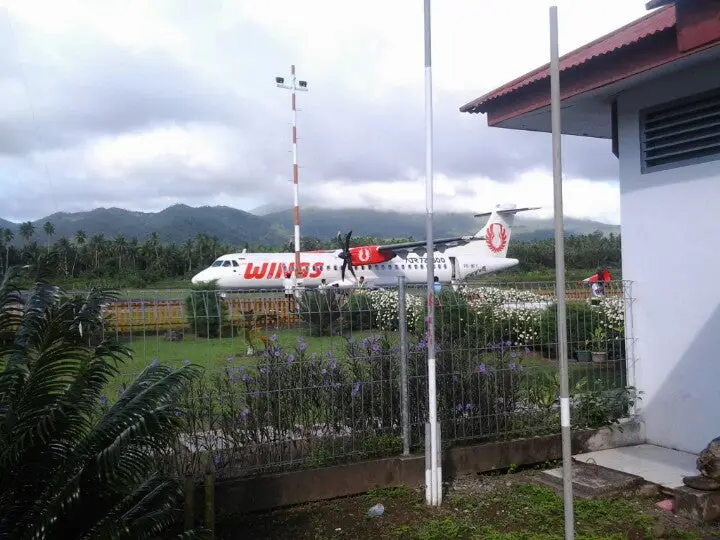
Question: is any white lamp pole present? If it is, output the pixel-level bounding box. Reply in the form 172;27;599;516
424;0;441;507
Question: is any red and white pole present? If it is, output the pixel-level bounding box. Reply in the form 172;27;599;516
276;65;308;289
291;65;302;286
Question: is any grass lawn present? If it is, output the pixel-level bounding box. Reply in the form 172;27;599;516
116;328;379;384
217;469;718;539
116;329;625;395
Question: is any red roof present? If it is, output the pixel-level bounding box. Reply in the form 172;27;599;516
460;6;676;113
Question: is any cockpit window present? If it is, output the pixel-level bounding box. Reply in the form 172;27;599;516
232;260;239;267
211;260;223;267
222;261;231;267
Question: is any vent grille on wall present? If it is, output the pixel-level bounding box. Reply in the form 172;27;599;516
640;88;720;173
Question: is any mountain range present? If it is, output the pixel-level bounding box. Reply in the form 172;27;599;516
0;204;620;246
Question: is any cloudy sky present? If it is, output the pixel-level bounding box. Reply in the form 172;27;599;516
0;0;651;224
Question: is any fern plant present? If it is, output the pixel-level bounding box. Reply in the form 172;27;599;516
0;258;209;539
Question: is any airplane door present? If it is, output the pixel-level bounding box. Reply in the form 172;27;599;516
450;257;457;279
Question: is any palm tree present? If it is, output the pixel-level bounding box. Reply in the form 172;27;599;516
183;239;194;273
19;221;35;247
0;259;208;539
55;237;72;276
2;229;13;272
43;221;55;253
89;234;105;271
114;235;127;272
72;230;87;277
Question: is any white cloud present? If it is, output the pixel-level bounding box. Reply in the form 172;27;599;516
0;0;649;224
307;171;620;224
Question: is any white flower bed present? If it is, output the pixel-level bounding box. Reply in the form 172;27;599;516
357;285;625;347
364;289;424;331
591;296;625;336
465;286;550;306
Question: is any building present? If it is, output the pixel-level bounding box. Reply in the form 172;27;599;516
461;0;720;455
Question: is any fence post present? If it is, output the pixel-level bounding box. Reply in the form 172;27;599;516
398;276;410;456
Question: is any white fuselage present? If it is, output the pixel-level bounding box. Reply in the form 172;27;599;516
191;248;519;290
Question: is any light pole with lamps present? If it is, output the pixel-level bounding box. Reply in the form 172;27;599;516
275;65;308;289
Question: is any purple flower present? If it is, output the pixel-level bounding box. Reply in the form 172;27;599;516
329;358;338;370
371;343;381;353
214;455;222;466
351;382;360;397
296;336;304;344
270;335;277;342
287;354;295;365
260;367;268;376
99;395;107;406
321;368;327;375
175;410;182;417
476;363;488;375
150;359;159;367
299;343;306;351
241;408;250;419
465;403;474;412
231;375;239;383
227;356;235;363
242;373;252;383
183;359;190;365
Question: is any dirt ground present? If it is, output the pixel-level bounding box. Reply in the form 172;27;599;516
218;469;720;539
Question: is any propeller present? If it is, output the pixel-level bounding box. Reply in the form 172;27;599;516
336;230;357;281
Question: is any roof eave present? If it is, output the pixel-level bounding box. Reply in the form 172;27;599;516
646;0;674;9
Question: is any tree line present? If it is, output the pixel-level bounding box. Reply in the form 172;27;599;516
0;220;620;287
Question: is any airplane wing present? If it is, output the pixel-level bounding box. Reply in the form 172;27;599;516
376;235;477;253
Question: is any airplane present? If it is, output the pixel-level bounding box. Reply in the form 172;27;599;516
190;203;541;291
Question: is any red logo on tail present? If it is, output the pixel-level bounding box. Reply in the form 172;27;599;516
485;223;508;253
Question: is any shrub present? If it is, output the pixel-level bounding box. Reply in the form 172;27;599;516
346;292;375;331
0;264;207;539
537;301;597;359
364;289;424;332
184;281;231;338
294;289;348;336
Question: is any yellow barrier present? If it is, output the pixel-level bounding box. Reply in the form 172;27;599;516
104;298;299;334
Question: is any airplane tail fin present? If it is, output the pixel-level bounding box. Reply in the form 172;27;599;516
472;204;541;258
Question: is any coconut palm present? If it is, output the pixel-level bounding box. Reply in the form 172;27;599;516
18;221;35;246
43;221;55;253
0;256;208;539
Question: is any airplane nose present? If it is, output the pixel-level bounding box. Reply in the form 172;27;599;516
191;272;203;285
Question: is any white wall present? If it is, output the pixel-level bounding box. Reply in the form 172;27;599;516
617;58;720;454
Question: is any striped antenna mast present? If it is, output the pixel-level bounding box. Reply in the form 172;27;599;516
276;65;308;288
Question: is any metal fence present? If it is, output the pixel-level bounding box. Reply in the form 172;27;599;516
98;279;639;480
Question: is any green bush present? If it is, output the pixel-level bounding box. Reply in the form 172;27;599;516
0;263;208;539
295;289;347;336
537;301;598;359
346;292;375;331
184;281;231;338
